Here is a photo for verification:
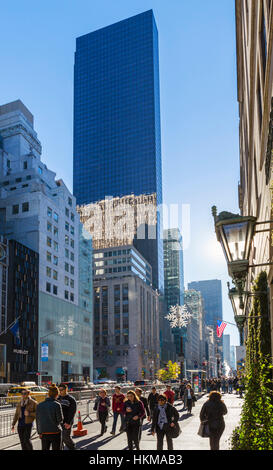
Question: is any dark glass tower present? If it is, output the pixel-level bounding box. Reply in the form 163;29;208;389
73;9;162;206
73;10;163;291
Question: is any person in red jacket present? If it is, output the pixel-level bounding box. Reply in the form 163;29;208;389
110;386;125;435
164;385;175;405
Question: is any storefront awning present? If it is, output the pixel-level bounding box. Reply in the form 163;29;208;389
116;368;125;375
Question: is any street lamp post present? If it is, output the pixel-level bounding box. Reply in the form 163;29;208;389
212;206;272;344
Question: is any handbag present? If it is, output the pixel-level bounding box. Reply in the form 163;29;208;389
197;420;210;438
168;422;181;439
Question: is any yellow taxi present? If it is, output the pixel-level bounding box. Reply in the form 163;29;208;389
7;385;48;404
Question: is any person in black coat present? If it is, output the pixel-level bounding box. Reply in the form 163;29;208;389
135;388;150;443
123;390;145;450
57;383;77;450
199;391;227;450
151;394;179;450
93;389;111;436
147;387;159;416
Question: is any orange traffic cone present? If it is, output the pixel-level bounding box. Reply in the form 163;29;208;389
73;411;88;437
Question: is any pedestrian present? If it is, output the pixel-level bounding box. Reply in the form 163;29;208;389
123;390;145;450
93;389;111;436
147;387;159;417
110;386;125;435
179;381;186;409
151;394;179;450
163;385;175;405
36;383;63;450
228;377;233;394
57;383;77;450
184;384;196;415
11;389;37;450
199;391;227;450
135;388;151;442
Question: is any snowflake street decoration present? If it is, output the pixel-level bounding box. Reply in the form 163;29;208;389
165;305;192;329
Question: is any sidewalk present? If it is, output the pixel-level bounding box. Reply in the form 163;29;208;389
1;392;243;450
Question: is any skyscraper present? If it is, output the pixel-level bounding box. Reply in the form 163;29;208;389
188;279;223;368
73;10;163;292
163;228;185;357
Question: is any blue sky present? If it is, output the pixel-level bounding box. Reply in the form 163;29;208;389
0;0;240;345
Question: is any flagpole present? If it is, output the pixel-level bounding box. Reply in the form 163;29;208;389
0;315;22;337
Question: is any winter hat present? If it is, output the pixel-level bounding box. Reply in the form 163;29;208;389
48;383;59;398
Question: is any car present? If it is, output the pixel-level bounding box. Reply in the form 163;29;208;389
0;383;19;398
62;381;89;392
7;385;48;403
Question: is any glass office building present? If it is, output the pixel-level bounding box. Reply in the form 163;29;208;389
73;10;163;292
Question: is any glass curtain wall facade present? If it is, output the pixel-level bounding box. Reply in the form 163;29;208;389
73;10;163;292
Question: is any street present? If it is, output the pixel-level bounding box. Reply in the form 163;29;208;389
0;392;243;451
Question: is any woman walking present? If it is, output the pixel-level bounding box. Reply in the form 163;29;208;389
199;391;227;450
184;384;196;415
151;394;179;450
93;389;111;436
11;389;37;450
123;390;145;450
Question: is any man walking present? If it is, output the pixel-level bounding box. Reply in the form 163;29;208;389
164;385;175;405
36;383;63;450
110;386;125;435
135;388;150;443
57;383;77;450
11;389;37;450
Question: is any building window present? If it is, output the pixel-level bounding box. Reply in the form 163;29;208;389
71;213;74;222
46;267;51;278
65;290;69;300
53;256;58;266
47;237;52;248
38;166;43;175
46;282;51;293
70;265;74;275
65;249;69;258
65;208;69;217
46;251;52;262
65;263;69;273
12;204;19;215
53;241;58;252
23;161;28;169
47;221;52;232
53;270;58;280
70;252;74;261
68;197;72;206
65;222;69;231
70;293;74;302
65;235;69;245
47;207;52;218
70;279;74;288
16;177;22;183
22;202;29;212
70;239;74;248
53;285;58;295
53;212;58;222
70;226;74;235
53;226;58;237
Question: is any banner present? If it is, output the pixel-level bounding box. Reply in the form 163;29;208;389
41;343;48;362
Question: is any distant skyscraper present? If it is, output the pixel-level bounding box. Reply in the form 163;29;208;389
188;280;223;328
163;228;185;356
188;280;223;364
73;9;163;292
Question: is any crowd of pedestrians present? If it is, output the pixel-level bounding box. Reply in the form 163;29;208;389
11;377;241;451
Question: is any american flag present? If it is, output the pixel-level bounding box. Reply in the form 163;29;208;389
216;320;227;338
